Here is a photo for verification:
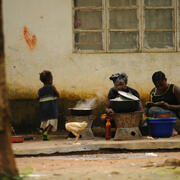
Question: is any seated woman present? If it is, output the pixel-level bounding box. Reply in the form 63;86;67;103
146;71;180;134
106;72;143;114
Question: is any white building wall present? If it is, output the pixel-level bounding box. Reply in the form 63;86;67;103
3;0;180;99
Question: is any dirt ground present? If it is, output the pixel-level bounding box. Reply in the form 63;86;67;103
16;152;180;180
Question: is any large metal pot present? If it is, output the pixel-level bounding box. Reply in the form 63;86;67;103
69;108;92;116
110;99;139;113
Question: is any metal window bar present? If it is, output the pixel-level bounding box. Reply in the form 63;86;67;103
107;0;140;52
142;0;176;52
72;0;179;53
177;0;180;51
72;0;105;53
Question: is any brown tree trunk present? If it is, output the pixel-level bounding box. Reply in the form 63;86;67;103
0;0;19;177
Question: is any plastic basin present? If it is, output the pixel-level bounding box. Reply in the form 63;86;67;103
11;136;24;143
154;110;171;118
148;117;176;138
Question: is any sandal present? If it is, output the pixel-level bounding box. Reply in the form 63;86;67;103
172;129;178;136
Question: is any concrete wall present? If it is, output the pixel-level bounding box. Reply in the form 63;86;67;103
3;0;180;99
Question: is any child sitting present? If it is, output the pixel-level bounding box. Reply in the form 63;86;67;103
38;70;60;140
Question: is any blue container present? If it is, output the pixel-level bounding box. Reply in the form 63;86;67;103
148;117;176;138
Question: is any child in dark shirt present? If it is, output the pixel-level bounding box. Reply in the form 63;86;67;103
38;70;59;140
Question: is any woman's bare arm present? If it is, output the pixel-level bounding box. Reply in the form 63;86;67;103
53;86;60;97
164;85;180;110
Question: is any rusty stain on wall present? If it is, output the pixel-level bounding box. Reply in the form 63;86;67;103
23;26;37;50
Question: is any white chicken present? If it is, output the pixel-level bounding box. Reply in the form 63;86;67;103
65;121;87;144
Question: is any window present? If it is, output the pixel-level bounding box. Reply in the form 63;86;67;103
73;0;105;51
108;0;139;52
178;0;180;48
73;0;178;53
144;0;175;51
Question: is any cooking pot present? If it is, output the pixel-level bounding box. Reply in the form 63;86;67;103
69;108;92;116
110;99;139;113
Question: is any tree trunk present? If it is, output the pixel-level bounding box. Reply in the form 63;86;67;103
0;0;19;177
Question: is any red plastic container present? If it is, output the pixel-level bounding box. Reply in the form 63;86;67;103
11;136;24;143
154;110;171;118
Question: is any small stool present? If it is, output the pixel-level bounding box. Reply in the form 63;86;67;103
112;111;142;140
67;115;95;139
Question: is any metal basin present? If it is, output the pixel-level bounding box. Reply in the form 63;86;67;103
69;108;92;116
110;99;139;113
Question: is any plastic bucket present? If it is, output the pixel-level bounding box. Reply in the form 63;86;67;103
148;117;176;138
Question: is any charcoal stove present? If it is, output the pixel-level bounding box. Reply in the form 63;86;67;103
112;111;143;140
67;108;95;139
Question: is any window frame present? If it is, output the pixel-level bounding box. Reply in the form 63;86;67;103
107;0;140;53
72;0;106;53
72;0;179;53
177;0;180;51
142;0;177;52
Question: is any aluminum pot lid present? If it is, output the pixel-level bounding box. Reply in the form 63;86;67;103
118;91;139;101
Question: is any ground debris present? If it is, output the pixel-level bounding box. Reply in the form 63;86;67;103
145;152;158;157
146;136;155;140
174;171;180;175
144;158;180;168
53;173;62;176
111;171;120;175
161;158;180;167
130;163;136;166
143;160;157;167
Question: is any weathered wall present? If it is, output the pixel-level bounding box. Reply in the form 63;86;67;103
2;0;180;132
3;0;180;100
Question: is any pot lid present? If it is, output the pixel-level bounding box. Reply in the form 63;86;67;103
118;91;139;101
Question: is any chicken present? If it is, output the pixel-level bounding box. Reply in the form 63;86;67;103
65;121;87;144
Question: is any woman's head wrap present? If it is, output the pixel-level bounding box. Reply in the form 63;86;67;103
109;72;128;84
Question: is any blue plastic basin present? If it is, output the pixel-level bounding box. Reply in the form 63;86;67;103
148;117;176;138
